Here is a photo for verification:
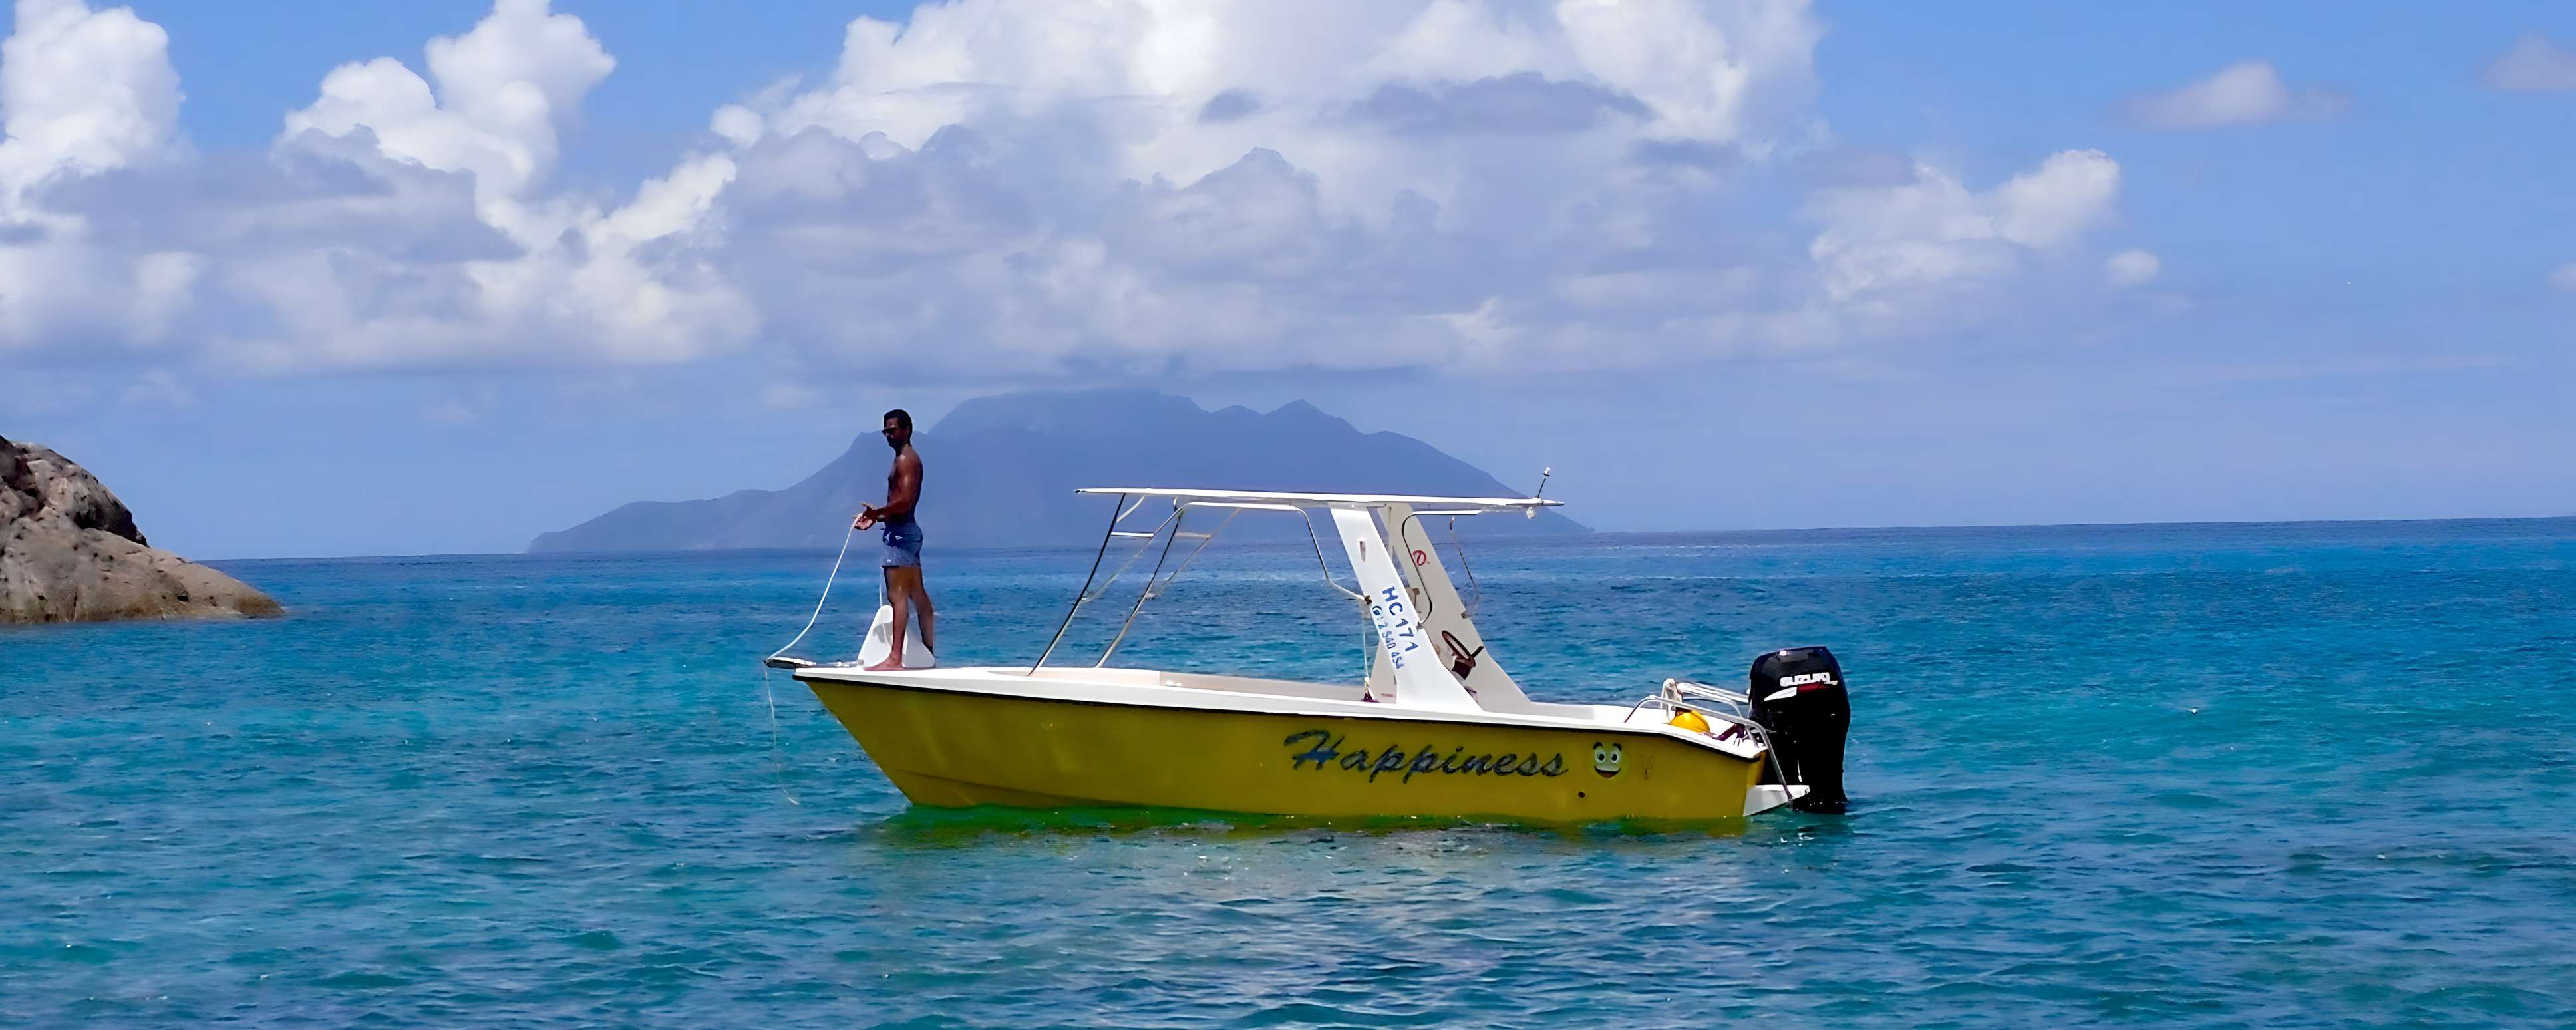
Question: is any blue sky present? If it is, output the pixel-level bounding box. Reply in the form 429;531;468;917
3;0;2571;558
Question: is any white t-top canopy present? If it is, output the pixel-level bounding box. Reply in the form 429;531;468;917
1074;487;1560;512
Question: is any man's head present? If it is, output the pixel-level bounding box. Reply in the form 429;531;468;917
882;409;913;450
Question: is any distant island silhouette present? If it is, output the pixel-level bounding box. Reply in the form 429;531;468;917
530;389;1585;552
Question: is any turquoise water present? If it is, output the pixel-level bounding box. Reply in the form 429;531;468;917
5;520;2574;1027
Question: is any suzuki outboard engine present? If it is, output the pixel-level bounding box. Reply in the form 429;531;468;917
1748;646;1850;814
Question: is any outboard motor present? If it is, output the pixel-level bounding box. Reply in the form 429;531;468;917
1748;646;1850;814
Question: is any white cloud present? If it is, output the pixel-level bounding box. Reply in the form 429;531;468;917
2107;249;2161;287
0;0;178;198
243;0;753;370
1808;149;2122;302
283;0;611;212
2551;262;2576;293
119;366;192;407
1555;0;1822;147
2485;34;2576;92
0;0;754;371
0;0;2141;380
1993;150;2122;248
2121;60;2349;129
761;382;821;409
0;0;192;350
422;384;498;425
615;0;1857;374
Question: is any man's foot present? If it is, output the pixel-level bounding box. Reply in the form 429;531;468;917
864;657;905;671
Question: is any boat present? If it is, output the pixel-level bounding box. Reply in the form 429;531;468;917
767;488;1851;822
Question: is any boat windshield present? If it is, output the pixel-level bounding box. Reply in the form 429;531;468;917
1030;489;1553;676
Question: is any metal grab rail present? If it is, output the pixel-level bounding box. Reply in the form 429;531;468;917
1097;506;1188;667
1032;494;1363;674
1148;510;1241;598
1031;493;1134;673
1624;694;1762;736
1446;516;1482;615
1047;502;1194;669
1626;691;1798;802
1661;677;1751;713
1393;509;1497;625
1175;502;1359;602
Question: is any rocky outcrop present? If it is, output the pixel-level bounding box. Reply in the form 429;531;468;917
2;435;282;624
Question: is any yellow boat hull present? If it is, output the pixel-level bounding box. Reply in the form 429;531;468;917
806;678;1767;822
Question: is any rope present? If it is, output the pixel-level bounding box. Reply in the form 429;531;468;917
760;667;800;806
757;521;860;808
768;522;858;665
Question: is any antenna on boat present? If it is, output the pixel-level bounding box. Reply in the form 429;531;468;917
1528;467;1552;518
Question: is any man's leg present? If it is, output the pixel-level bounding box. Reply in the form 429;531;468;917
904;567;935;653
870;568;911;670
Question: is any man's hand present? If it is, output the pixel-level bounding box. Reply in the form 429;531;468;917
852;508;876;530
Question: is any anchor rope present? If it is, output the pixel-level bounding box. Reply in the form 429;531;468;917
758;522;861;808
760;667;800;806
768;522;859;665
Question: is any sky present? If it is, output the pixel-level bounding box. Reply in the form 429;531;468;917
1;0;2571;559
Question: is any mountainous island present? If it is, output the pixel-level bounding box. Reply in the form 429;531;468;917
532;389;1583;552
2;435;282;624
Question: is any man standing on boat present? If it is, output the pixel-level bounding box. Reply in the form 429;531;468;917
853;408;933;669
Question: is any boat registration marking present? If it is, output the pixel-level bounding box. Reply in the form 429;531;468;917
1368;585;1424;669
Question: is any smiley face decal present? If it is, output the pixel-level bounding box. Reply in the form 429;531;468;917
1591;742;1624;778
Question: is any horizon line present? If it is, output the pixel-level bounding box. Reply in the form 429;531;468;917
199;512;2576;564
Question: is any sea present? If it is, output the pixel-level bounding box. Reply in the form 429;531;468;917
4;519;2573;1028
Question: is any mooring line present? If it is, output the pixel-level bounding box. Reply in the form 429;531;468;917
761;666;800;806
768;522;859;665
758;522;859;808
